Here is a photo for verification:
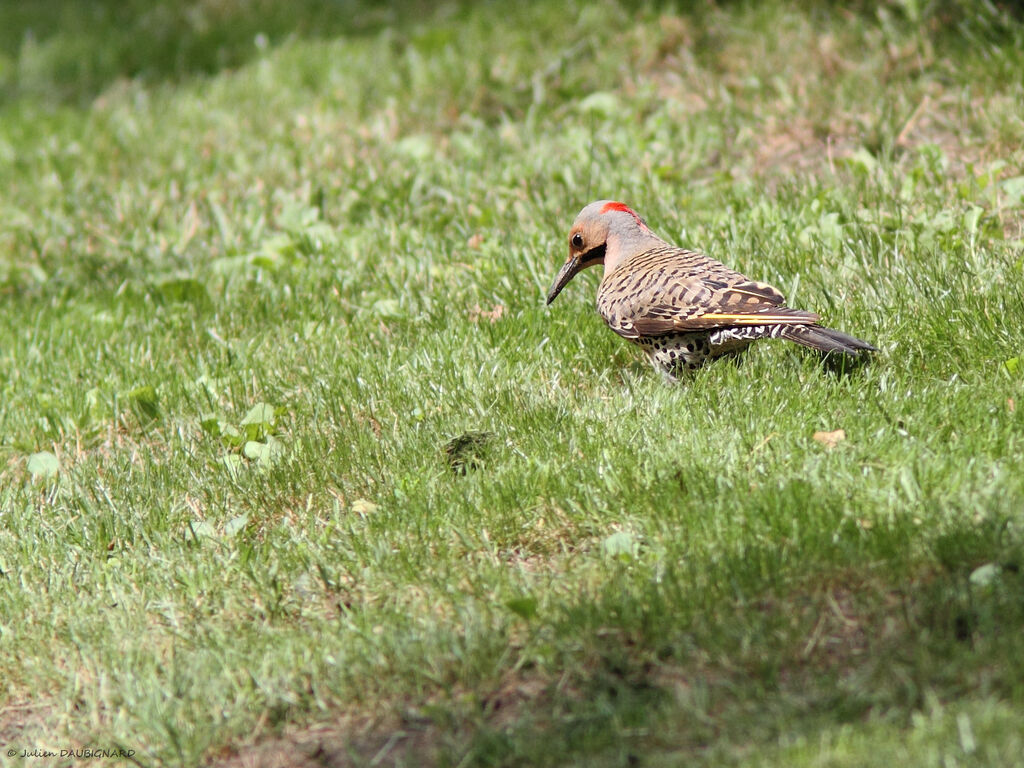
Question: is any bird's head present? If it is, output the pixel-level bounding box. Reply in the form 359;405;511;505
545;200;660;305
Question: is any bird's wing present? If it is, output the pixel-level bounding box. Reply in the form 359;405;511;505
632;303;819;335
602;248;817;338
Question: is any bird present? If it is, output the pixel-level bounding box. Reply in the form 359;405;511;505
546;200;875;379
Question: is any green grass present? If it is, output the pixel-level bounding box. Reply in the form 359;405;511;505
1;1;1024;765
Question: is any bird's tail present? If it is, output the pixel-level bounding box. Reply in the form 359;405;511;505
780;324;876;357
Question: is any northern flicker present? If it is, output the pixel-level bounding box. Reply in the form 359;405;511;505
546;200;875;379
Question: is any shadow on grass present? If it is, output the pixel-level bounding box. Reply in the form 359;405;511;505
0;0;440;106
212;523;1024;767
3;0;1020;108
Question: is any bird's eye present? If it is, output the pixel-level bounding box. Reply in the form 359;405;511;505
571;233;584;250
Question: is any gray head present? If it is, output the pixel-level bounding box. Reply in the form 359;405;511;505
545;201;663;304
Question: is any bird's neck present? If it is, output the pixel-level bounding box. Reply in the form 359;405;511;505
602;231;668;276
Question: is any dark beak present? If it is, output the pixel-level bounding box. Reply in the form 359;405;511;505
545;254;583;305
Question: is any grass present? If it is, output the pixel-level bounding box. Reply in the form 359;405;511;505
1;0;1024;765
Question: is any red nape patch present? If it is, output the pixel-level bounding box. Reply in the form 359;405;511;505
600;201;646;228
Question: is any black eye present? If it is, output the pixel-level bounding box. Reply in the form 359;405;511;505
571;233;584;249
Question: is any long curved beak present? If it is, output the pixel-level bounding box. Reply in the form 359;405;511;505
545;255;583;305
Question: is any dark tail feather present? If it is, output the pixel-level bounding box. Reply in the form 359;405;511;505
781;324;876;357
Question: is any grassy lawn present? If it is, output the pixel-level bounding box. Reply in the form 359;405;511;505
1;1;1023;765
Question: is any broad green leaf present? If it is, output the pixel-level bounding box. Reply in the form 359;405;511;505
126;385;160;421
200;413;223;436
1001;175;1024;206
505;596;538;620
201;415;244;446
394;134;433;161
27;451;60;480
843;147;878;175
156;277;211;306
578;91;620;117
969;563;1000;587
223;514;249;537
243;436;284;466
188;521;217;540
602;531;639;561
220;424;244;447
84;387;106;425
962;205;983;235
371;298;403;319
240;402;277;440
